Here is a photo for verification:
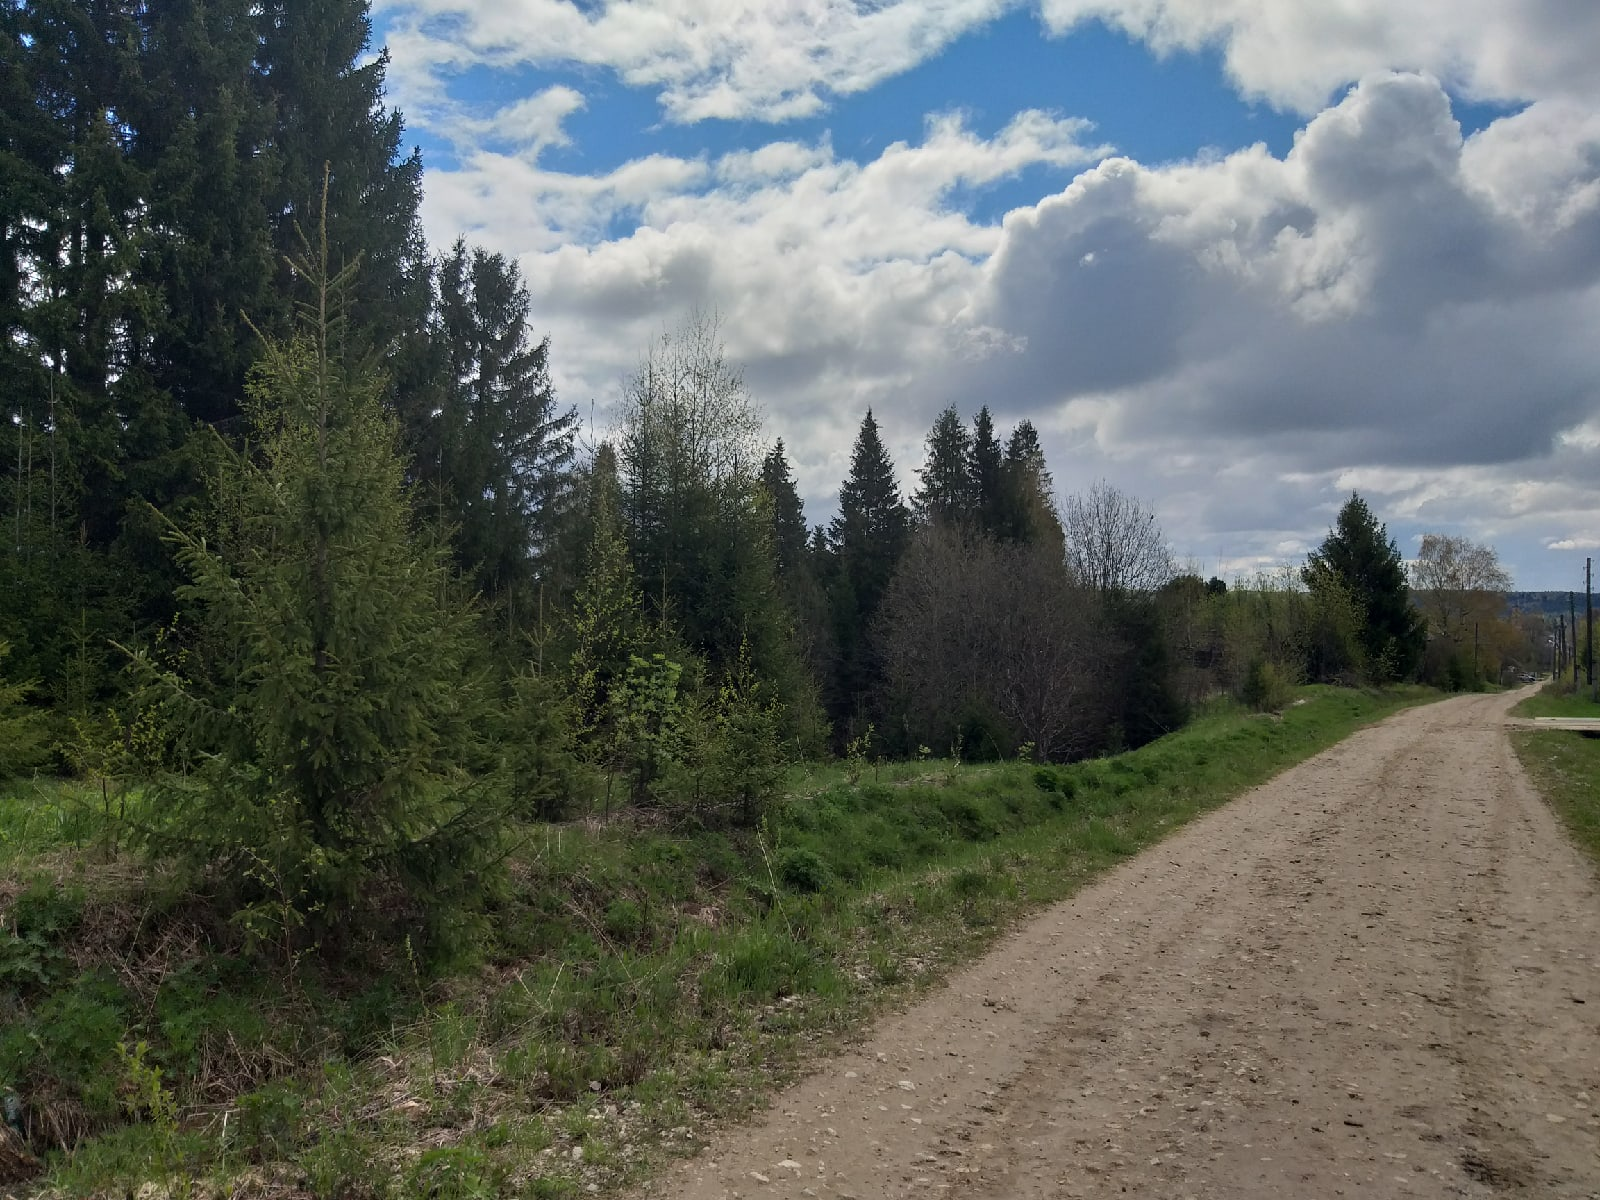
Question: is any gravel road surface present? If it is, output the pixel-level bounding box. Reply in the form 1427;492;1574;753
637;690;1600;1199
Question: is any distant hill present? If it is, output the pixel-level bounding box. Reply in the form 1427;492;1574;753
1507;591;1586;617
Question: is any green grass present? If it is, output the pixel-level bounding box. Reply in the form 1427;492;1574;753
0;779;121;866
1512;728;1600;869
3;684;1437;1199
1512;682;1600;719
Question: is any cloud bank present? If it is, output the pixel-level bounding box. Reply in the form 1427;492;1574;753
378;0;1600;587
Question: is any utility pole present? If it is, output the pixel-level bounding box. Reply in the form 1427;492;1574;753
1473;622;1479;688
1571;592;1580;688
1588;557;1595;700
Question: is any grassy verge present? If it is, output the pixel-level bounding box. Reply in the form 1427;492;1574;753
2;684;1435;1198
1511;728;1600;869
1511;681;1600;719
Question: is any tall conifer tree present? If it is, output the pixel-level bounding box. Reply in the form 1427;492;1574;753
911;404;973;527
135;0;280;429
141;211;496;935
969;405;1004;535
415;239;577;608
761;440;809;582
1303;492;1426;681
998;419;1063;552
827;409;909;730
255;0;427;359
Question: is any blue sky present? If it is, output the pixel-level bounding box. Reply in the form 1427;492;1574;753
371;0;1600;589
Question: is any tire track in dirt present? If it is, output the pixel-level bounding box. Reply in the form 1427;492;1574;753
634;692;1600;1199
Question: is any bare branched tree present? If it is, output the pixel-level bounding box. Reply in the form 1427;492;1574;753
1411;533;1512;640
1061;481;1173;593
617;309;763;494
877;526;1115;760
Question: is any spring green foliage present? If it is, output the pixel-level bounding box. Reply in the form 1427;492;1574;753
0;640;47;779
1240;658;1296;713
133;235;499;943
0;2;1466;1190
4;686;1432;1195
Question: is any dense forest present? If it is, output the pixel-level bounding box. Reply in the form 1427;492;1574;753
1;0;1556;889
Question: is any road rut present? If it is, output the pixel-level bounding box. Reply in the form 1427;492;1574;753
637;691;1600;1198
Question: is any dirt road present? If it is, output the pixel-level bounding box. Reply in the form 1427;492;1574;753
638;691;1600;1198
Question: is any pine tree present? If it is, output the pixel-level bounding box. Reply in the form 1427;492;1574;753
968;405;1004;536
1303;492;1426;682
912;404;974;527
138;213;498;942
827;410;909;730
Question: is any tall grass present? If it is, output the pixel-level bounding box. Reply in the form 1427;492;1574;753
4;685;1434;1198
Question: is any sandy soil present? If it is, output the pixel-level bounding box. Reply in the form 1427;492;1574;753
635;690;1600;1199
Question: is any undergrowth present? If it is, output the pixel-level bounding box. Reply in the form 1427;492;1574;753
0;684;1434;1198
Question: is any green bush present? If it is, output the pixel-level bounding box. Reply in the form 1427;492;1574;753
0;879;84;995
407;1145;503;1198
1240;659;1295;713
25;976;134;1119
774;847;831;894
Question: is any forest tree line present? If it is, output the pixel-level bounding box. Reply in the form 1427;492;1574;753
1;0;1543;938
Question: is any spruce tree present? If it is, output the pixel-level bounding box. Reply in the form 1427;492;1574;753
1303;492;1426;682
827;410;909;730
134;0;281;429
416;239;577;609
255;0;427;359
1;0;178;706
969;405;1004;535
617;314;792;686
998;419;1064;552
0;639;47;779
139;213;497;941
567;443;645;742
761;440;810;583
911;404;974;527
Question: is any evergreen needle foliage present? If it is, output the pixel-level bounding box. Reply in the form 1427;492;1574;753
0;639;48;779
134;213;500;947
